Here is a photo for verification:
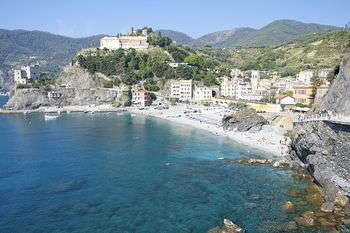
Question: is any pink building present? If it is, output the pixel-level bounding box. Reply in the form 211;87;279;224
132;90;152;106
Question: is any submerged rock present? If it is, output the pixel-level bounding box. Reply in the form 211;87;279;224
222;108;268;132
321;202;335;213
286;221;298;231
295;211;316;227
281;201;295;213
236;158;289;168
208;219;245;233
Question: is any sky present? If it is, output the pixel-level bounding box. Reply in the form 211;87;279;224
1;0;349;38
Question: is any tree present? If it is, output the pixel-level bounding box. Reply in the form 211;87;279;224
175;65;194;79
165;45;189;62
147;33;172;47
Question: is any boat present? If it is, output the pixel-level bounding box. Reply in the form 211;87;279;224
44;114;60;120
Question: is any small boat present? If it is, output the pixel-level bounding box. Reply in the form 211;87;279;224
44;114;59;120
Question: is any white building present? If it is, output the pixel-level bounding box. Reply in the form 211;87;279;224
297;70;314;82
193;86;214;101
167;62;188;68
251;70;260;91
273;77;297;92
317;69;332;78
13;65;40;85
220;77;240;98
170;80;193;101
100;35;149;50
275;95;295;105
220;77;255;100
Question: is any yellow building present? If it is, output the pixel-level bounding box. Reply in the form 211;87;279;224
293;82;315;105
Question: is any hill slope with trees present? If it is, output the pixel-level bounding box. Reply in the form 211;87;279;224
0;29;104;71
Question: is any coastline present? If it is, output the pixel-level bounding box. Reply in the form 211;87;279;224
0;104;289;157
129;105;290;158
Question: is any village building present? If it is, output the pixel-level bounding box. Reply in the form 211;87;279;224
273;77;296;92
100;27;149;50
250;70;260;91
166;62;188;68
132;90;152;106
170;80;193;102
47;91;62;100
293;82;315;105
220;76;256;100
193;86;216;102
275;95;295;105
317;69;332;78
296;70;314;82
220;77;240;98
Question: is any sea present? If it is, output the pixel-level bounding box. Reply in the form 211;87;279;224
0;107;331;233
0;95;8;108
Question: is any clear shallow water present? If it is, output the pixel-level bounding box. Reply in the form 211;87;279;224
0;113;323;233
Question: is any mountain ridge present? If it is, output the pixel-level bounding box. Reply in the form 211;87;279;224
159;19;342;48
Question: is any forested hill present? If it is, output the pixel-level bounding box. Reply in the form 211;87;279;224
0;29;105;72
164;20;342;48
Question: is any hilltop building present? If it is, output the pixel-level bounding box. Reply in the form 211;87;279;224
13;64;40;85
100;27;149;50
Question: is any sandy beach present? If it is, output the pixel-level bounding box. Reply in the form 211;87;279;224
130;105;290;158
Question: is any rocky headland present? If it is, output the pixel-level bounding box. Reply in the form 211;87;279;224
3;66;131;110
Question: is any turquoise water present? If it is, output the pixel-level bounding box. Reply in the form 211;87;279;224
0;113;324;233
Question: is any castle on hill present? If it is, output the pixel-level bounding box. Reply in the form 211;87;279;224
100;27;149;50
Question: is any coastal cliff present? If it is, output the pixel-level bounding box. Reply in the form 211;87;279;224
289;54;350;210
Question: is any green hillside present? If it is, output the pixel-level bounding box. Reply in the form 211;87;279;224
236;20;341;48
190;20;341;48
219;30;350;74
0;29;104;72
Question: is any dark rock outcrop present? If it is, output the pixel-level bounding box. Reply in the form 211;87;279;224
222;108;268;132
290;121;350;203
317;53;350;115
289;54;350;209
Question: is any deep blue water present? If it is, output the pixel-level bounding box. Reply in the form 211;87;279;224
0;96;8;107
0;113;325;233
